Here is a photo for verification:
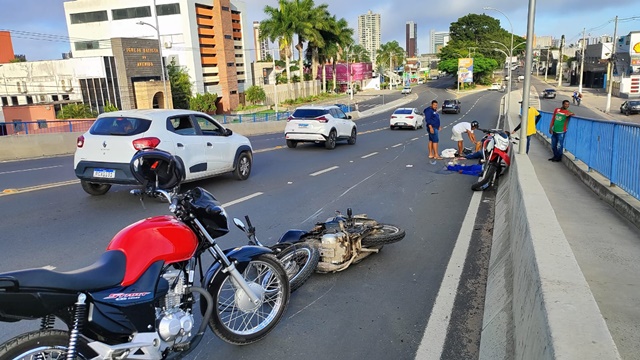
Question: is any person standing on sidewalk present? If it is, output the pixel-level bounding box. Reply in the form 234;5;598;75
548;100;574;162
513;102;541;154
424;100;442;159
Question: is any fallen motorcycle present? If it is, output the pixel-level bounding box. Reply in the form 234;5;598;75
234;215;320;292
0;149;290;360
273;209;406;273
471;128;514;191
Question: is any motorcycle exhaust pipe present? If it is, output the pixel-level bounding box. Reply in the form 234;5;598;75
166;286;213;360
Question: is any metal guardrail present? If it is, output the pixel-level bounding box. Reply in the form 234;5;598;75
211;111;293;124
538;111;640;201
0;120;94;136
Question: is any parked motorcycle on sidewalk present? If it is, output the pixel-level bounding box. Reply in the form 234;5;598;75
471;129;515;191
234;215;320;292
0;149;290;360
273;209;406;273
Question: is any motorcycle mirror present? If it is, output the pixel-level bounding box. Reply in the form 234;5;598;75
347;208;352;218
233;218;246;232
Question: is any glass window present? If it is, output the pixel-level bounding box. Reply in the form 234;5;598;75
393;109;412;115
37;120;48;129
193;115;224;135
168;116;197;135
112;6;151;20
12;120;24;132
291;109;329;119
74;41;101;51
157;3;180;16
70;10;108;24
90;117;151;136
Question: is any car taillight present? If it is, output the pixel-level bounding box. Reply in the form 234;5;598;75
391;115;397;118
76;135;84;148
406;116;414;119
315;116;329;123
287;116;294;122
133;137;161;150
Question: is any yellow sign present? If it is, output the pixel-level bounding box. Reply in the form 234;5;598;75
633;42;640;54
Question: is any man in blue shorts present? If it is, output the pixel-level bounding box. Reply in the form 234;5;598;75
424;100;442;159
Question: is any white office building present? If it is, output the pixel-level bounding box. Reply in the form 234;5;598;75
430;30;449;53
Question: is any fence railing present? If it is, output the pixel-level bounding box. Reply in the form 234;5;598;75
210;111;292;124
0;120;95;136
538;111;640;201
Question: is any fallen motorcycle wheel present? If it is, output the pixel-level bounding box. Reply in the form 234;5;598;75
277;242;320;292
361;224;406;247
471;163;498;191
208;254;290;345
0;330;96;360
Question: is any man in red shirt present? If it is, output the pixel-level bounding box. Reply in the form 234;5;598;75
548;100;574;162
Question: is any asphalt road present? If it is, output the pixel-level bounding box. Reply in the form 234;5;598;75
0;80;504;359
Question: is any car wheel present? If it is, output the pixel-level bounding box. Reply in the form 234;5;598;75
286;140;298;148
325;130;337;150
390;125;395;130
80;180;111;196
626;109;630;116
347;128;357;145
233;151;252;180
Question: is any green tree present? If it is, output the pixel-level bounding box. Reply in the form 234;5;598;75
350;44;370;63
376;41;405;86
189;93;217;113
167;59;192;109
56;103;98;119
103;101;119;113
245;86;266;105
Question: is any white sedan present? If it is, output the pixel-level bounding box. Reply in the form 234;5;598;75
74;109;253;195
390;108;425;130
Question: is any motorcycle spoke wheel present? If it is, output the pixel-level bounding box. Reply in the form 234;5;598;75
0;330;94;360
210;254;289;345
361;224;406;247
277;242;320;292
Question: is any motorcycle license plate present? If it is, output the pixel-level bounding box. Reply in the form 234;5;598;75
93;168;115;179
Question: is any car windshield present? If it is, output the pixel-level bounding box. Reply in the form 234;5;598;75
545;89;555;92
393;109;412;115
443;100;456;105
291;109;330;119
90;117;152;136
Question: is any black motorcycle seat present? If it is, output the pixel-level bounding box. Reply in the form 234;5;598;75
0;250;126;292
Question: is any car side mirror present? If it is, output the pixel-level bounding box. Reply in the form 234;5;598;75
225;128;233;136
347;115;352;119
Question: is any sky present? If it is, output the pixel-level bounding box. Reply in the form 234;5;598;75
1;0;639;61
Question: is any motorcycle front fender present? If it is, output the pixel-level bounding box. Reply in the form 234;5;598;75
277;229;309;245
199;246;273;317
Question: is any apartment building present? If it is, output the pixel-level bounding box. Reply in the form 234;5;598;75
430;30;449;53
253;21;270;62
63;0;252;112
406;21;417;58
358;10;381;67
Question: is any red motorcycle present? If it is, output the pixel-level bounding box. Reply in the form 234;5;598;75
471;129;513;191
0;150;290;360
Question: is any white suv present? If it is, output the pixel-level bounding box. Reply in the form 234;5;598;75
74;109;253;195
284;105;357;149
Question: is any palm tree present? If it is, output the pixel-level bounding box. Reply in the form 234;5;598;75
376;41;405;88
306;15;354;93
350;44;370;63
260;1;295;85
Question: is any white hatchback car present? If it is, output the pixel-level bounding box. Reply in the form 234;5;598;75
390;108;425;130
74;109;253;195
284;105;357;149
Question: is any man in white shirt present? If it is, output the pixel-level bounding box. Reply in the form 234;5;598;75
451;121;479;157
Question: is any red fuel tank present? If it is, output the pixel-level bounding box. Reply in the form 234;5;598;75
107;216;198;286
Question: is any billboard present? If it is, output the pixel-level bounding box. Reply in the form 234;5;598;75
458;58;474;83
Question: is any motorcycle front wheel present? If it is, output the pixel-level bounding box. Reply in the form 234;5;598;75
209;254;290;345
0;330;96;360
471;163;498;191
361;224;406;247
277;242;320;292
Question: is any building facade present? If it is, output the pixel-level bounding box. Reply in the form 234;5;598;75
63;0;253;113
0;31;15;64
406;21;417;58
253;21;269;62
358;11;381;67
430;30;449;53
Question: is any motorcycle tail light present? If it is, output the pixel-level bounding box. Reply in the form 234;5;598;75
76;135;85;148
315;116;329;123
133;137;161;150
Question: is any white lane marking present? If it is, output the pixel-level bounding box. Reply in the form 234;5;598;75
0;165;63;175
392;143;403;148
222;192;263;207
310;166;339;177
1;179;80;197
412;137;420;141
42;265;56;270
361;152;378;159
415;190;482;360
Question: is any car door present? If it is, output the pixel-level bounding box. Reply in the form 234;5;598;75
414;108;424;128
332;108;350;136
166;115;209;181
192;114;234;175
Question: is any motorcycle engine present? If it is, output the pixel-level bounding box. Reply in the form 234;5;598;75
156;269;194;344
320;232;351;264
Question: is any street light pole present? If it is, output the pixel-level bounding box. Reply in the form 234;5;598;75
485;7;514;120
545;47;550;82
491;40;513;117
137;7;168;108
605;16;619;113
579;28;586;93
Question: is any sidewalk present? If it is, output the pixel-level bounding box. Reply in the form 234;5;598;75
506;93;640;359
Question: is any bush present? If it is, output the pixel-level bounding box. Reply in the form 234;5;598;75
56;103;97;119
245;85;266;105
189;93;218;113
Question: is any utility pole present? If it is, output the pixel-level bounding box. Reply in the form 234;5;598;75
578;28;586;93
605;16;619;113
545;48;550;82
557;35;565;88
519;0;537;155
